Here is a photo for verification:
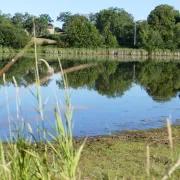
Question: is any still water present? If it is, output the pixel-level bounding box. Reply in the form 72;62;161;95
0;55;180;140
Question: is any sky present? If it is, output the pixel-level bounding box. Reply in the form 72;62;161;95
1;0;180;27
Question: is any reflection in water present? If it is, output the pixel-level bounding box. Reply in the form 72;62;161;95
1;56;180;102
0;55;180;139
58;59;180;102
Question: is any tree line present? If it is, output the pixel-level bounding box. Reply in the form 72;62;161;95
0;11;53;48
0;4;180;51
57;5;180;51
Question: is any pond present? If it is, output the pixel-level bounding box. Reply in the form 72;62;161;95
0;55;180;140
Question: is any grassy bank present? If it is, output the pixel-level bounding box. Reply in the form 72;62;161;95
1;125;179;179
78;126;180;179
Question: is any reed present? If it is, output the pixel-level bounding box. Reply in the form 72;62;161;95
162;158;180;180
167;117;173;151
146;144;150;176
0;21;85;180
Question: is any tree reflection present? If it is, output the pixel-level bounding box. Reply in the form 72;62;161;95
94;63;133;98
1;56;180;102
137;61;180;102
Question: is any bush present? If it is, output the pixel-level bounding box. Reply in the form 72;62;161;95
0;24;30;49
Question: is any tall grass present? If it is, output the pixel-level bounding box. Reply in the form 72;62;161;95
44;47;180;57
0;21;85;180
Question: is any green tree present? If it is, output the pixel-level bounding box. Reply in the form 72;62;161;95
35;14;53;36
148;5;176;31
22;13;53;36
174;10;180;24
87;13;97;23
23;13;34;35
57;12;72;31
141;29;164;51
0;24;29;48
96;7;134;47
147;5;176;49
12;13;25;28
174;23;180;48
57;12;72;22
0;11;12;24
136;20;149;48
105;33;119;48
61;14;103;47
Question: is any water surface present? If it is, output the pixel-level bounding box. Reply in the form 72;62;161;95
0;55;180;140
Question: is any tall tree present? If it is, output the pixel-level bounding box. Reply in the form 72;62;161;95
174;10;180;24
12;13;25;28
148;5;176;31
0;12;12;24
60;14;103;47
147;5;176;49
174;23;180;48
137;21;164;51
22;13;53;36
35;14;54;36
96;7;134;47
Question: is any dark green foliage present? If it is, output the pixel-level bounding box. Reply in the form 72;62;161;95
0;24;29;48
62;14;103;48
174;23;180;48
148;5;175;31
0;12;12;24
57;12;72;22
147;5;178;50
174;10;180;24
0;11;55;48
56;34;69;48
96;7;134;47
105;34;119;48
22;13;53;36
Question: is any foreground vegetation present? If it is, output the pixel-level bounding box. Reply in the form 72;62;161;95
0;28;85;179
1;125;179;179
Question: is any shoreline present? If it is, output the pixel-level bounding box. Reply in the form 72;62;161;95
76;125;180;179
1;47;180;58
2;126;180;179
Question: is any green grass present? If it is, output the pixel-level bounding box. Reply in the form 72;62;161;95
78;126;180;179
1;126;179;179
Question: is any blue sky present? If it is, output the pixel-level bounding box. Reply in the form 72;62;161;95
1;0;180;27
